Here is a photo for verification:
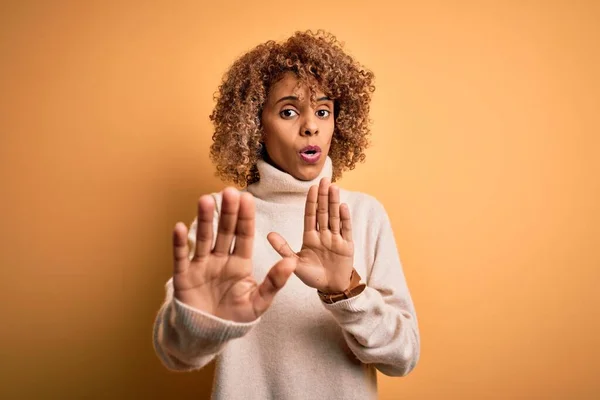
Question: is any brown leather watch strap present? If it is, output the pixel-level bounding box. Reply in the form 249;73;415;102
318;269;366;304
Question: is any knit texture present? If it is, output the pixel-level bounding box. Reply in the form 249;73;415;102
153;157;420;399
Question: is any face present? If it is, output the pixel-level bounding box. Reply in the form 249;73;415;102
260;72;335;181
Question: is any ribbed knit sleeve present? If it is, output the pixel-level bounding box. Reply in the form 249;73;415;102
152;193;259;371
322;199;420;377
152;278;259;372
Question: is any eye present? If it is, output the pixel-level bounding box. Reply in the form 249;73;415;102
316;109;330;118
280;109;298;119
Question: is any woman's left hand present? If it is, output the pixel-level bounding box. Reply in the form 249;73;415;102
267;177;355;293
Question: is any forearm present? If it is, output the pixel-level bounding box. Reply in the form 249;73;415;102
323;286;420;377
152;279;258;372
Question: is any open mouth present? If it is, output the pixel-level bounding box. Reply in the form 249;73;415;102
299;145;321;154
299;145;322;164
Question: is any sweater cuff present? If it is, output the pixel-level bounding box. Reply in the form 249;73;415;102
320;286;373;317
172;297;259;343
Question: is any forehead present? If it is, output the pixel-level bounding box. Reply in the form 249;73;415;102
267;71;326;99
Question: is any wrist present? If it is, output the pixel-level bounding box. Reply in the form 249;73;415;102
317;269;366;304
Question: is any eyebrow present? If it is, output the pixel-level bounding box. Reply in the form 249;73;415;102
275;95;331;104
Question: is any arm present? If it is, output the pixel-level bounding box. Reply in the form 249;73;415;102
152;190;294;372
323;200;420;377
152;279;258;372
152;215;259;372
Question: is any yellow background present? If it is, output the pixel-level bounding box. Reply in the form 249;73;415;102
1;1;598;399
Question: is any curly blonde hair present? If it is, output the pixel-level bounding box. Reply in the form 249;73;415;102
209;30;375;187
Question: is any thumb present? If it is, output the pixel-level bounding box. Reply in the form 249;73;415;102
267;232;297;258
251;257;296;317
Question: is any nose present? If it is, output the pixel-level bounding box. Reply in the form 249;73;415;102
300;114;319;137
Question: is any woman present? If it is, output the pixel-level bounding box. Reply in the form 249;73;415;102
153;30;420;400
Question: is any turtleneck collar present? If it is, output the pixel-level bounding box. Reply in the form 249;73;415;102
246;156;333;205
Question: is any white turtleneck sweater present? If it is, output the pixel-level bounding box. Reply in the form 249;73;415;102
153;157;420;400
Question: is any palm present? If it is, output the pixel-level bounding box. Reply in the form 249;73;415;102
172;188;295;323
268;178;355;293
174;254;257;321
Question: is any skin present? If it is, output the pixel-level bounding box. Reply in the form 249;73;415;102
172;73;355;323
261;71;334;181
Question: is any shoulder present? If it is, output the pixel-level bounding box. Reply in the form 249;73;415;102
339;188;397;253
339;188;389;220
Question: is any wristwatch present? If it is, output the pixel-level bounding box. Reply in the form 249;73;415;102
317;268;366;304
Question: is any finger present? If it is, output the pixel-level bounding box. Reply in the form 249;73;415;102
193;195;216;259
340;203;353;241
173;222;190;273
213;188;240;256
267;232;297;258
232;192;255;258
252;257;296;317
329;184;341;234
304;185;318;233
317;177;330;231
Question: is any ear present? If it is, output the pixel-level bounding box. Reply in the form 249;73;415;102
258;142;267;158
257;126;268;156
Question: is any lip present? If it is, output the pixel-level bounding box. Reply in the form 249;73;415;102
298;145;322;164
299;145;322;154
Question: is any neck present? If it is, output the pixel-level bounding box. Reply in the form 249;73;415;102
246;157;333;205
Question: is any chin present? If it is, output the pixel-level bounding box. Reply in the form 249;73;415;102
293;173;315;181
293;169;319;181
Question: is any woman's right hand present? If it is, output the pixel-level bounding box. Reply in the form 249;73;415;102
172;187;296;323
